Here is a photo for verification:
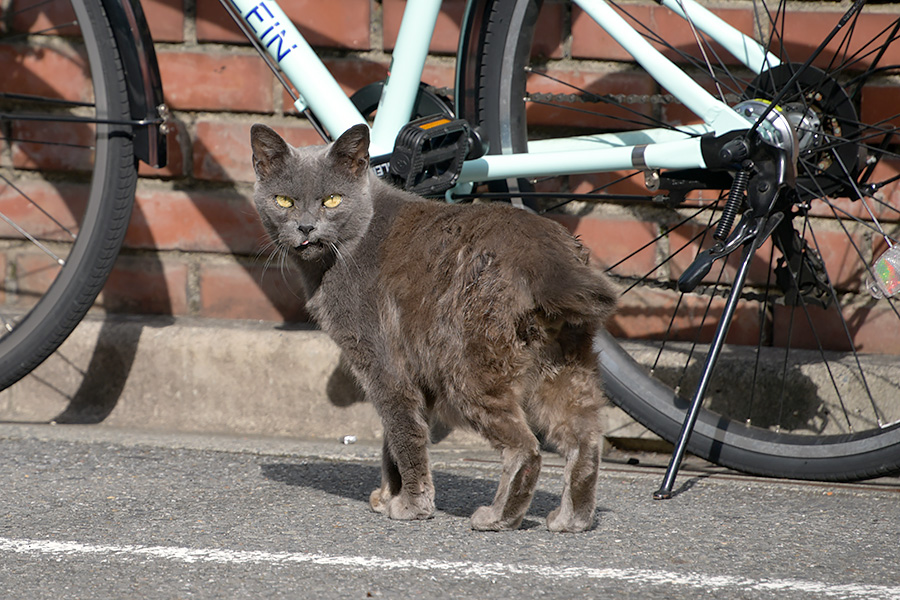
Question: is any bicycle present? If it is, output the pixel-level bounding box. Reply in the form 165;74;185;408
2;0;900;497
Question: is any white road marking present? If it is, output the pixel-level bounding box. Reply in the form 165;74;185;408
1;536;896;599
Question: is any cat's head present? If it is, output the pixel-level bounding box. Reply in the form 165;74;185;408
250;123;374;262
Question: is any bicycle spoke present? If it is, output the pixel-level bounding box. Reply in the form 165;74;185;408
0;209;65;266
0;173;78;240
4;0;61;19
651;202;720;377
1;136;94;151
0;93;94;109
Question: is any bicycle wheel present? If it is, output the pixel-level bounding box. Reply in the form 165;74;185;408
469;0;900;481
0;0;136;390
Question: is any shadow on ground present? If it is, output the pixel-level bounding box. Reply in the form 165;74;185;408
260;460;608;530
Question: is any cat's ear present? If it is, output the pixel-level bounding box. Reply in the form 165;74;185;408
250;124;291;179
328;124;370;178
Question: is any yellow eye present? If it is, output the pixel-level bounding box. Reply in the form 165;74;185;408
323;194;342;208
275;195;294;208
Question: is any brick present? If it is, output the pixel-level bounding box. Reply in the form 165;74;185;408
781;9;900;71
124;185;266;255
532;1;567;60
861;83;900;145
266;0;372;50
573;3;651;62
849;302;900;355
572;4;755;64
10;120;95;173
0;43;91;102
10;251;63;310
808;228;867;292
157;51;274;113
99;254;190;315
192;119;323;182
195;0;246;44
610;286;760;346
143;0;185;43
9;0;78;36
196;0;370;49
199;261;309;322
383;0;465;55
773;301;900;355
551;214;659;276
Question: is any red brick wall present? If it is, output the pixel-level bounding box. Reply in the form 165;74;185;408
9;0;900;341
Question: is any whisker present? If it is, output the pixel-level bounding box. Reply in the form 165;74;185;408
332;240;360;277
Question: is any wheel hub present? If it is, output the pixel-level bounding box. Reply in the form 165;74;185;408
744;64;860;200
782;102;824;158
734;98;800;160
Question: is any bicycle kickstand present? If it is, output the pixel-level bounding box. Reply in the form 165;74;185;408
653;240;757;500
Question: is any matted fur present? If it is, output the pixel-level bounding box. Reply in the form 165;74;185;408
251;123;618;532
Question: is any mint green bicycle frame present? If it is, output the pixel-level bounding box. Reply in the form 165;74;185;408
226;0;779;186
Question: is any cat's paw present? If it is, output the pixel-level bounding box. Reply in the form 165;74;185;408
369;487;393;514
547;507;593;533
470;506;523;531
386;493;434;521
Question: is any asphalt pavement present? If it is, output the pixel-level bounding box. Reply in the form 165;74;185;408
0;423;898;600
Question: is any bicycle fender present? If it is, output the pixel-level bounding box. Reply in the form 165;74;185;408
101;0;168;168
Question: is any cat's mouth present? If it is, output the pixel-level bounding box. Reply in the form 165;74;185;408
294;239;327;259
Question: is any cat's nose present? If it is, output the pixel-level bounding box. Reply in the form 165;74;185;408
297;224;315;236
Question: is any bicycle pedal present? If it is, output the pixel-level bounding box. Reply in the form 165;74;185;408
389;115;470;196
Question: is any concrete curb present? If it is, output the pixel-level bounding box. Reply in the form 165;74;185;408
0;315;655;446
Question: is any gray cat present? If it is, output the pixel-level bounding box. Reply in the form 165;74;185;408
251;123;618;532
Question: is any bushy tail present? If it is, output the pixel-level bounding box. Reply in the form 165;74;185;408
527;231;619;327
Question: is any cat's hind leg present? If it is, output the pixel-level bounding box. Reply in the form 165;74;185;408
369;437;402;514
531;338;604;533
464;404;542;531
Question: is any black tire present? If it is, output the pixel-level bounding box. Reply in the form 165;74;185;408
471;0;900;481
0;0;136;390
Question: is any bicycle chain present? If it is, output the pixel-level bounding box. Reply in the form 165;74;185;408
528;91;678;105
425;85;680;107
608;273;780;304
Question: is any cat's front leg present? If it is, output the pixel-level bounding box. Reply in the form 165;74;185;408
375;404;436;521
